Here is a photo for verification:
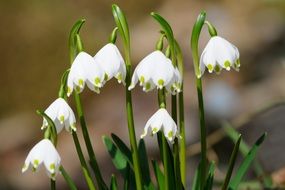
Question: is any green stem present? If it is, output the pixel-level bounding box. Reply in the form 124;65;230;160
73;93;107;190
191;11;208;189
60;166;78;190
125;60;143;190
172;95;182;190
72;132;96;190
71;32;107;190
178;87;186;186
158;89;171;190
111;5;142;189
196;77;208;189
50;179;56;190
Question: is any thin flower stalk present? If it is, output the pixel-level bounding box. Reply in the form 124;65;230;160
58;68;96;190
112;4;143;190
190;11;208;189
69;24;106;189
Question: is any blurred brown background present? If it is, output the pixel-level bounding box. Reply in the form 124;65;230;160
1;0;285;189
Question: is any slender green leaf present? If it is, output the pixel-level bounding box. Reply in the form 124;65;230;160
103;136;136;189
112;4;130;51
110;174;118;190
60;166;78;190
204;161;215;190
111;133;133;165
192;162;202;190
221;135;241;190
190;11;206;77
68;19;85;62
151;12;176;66
138;139;156;189
229;133;267;190
223;122;273;188
103;136;128;175
152;160;165;190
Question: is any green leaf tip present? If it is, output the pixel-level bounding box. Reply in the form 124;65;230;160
68;19;86;63
256;132;267;146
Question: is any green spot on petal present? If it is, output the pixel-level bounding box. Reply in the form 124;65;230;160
59;115;64;122
152;127;158;133
139;76;145;84
104;73;109;81
116;73;122;82
67;87;72;94
145;82;151;90
94;77;101;85
236;59;240;67
224;60;231;68
33;159;39;167
214;65;221;73
78;79;84;87
158;79;164;87
50;163;55;171
168;131;173;138
207;64;213;72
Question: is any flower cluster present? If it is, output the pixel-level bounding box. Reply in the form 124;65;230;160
199;36;240;76
67;43;126;96
128;50;182;94
22;139;61;180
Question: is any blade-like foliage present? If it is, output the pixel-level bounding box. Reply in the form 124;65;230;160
110;174;118;190
111;133;133;165
192;162;202;190
152;160;165;190
204;161;215;190
229;133;267;190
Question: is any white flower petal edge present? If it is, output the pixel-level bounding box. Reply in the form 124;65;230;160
199;36;240;77
67;51;105;96
42;98;76;134
22;139;61;180
94;43;126;85
141;108;179;143
129;50;181;94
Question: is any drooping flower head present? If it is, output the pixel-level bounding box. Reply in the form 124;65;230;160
128;50;182;94
22;139;61;180
199;36;240;77
67;51;105;96
94;43;126;84
42;98;76;134
141;108;179;143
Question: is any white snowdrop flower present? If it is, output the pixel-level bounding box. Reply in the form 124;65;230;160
94;43;126;84
22;139;61;180
166;67;182;95
42;98;76;134
67;51;105;96
141;108;179;143
199;36;240;77
129;50;180;93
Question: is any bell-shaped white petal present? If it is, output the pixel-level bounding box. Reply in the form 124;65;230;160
166;68;182;95
22;139;61;180
129;51;179;93
94;43;126;84
67;52;92;96
141;108;179;143
199;36;240;77
67;52;105;96
42;98;76;134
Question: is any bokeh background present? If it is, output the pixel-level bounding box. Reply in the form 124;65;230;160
1;0;285;189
